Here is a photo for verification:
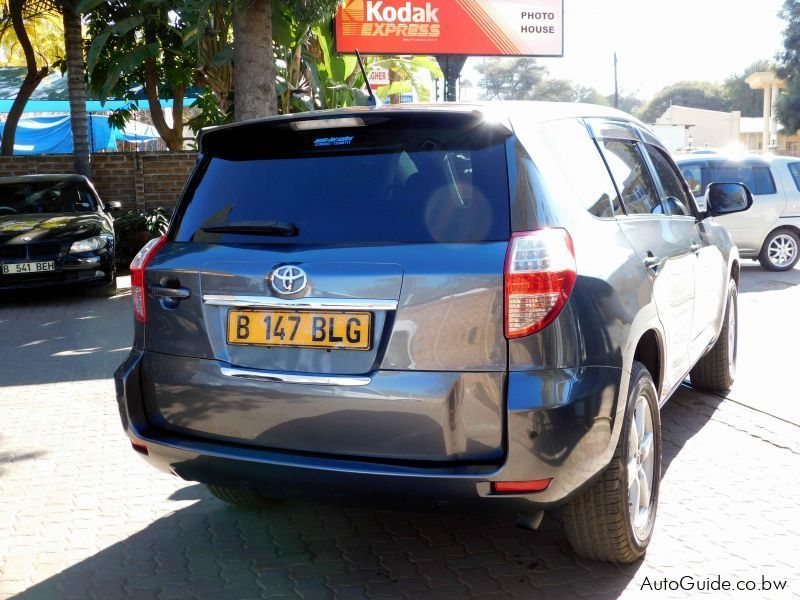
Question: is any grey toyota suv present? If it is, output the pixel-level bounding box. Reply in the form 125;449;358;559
115;103;751;563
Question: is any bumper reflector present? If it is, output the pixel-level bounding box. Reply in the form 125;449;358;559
131;440;149;455
491;478;552;494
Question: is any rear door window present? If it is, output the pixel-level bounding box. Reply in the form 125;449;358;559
174;117;511;244
600;140;663;215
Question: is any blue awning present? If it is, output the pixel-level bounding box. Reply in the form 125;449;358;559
0;114;161;154
0;98;195;114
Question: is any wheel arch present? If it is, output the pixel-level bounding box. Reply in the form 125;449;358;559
632;329;664;399
730;258;740;287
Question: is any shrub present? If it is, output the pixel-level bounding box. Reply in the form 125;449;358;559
114;206;173;265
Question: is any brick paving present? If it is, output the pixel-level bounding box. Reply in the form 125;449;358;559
1;276;798;599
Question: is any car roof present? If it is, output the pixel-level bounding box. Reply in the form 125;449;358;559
199;101;649;150
0;174;91;184
673;153;800;166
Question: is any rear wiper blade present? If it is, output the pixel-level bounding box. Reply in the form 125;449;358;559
200;221;298;237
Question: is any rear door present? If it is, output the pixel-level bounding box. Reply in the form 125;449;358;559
140;111;512;461
597;132;696;395
642;143;726;359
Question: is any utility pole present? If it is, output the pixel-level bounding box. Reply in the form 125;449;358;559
613;52;619;109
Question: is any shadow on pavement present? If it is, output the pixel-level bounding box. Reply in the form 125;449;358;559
738;263;800;294
660;386;723;477
12;395;734;599
0;281;133;386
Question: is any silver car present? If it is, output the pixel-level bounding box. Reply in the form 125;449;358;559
677;154;800;271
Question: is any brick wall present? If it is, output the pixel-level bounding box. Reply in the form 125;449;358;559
0;152;198;210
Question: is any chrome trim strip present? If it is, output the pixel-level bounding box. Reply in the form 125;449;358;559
203;294;398;311
220;366;371;386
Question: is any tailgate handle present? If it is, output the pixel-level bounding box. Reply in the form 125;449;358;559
149;285;191;300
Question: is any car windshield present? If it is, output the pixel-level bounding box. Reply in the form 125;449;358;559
0;180;97;215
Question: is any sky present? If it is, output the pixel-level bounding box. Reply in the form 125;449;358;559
463;0;786;99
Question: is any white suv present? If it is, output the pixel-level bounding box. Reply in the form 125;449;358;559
676;154;800;271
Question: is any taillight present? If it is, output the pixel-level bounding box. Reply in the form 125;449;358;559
504;228;576;339
130;236;167;323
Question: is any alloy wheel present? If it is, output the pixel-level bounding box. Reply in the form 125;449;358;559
628;394;655;536
727;292;737;377
768;234;798;267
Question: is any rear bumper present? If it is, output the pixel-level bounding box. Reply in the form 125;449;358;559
115;351;623;510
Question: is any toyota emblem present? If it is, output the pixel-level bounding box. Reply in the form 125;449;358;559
270;265;308;296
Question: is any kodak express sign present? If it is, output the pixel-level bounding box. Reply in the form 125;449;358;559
335;0;564;56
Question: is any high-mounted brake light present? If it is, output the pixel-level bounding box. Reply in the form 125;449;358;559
290;117;365;130
504;229;576;339
130;236;167;323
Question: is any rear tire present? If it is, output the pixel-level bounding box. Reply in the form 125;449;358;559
207;484;282;509
690;281;737;392
758;229;800;271
562;361;661;563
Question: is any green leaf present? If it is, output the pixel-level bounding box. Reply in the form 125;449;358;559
75;0;108;14
86;30;112;75
376;81;411;100
211;45;233;66
111;15;145;36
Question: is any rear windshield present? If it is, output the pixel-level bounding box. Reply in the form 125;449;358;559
174;115;511;244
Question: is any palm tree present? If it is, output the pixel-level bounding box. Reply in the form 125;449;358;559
60;0;91;176
232;0;276;121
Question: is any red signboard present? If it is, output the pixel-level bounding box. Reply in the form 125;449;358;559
335;0;564;56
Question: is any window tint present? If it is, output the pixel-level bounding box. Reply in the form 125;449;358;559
537;119;621;218
753;167;776;194
175;123;510;244
0;180;96;214
788;162;800;192
644;144;693;216
680;163;703;196
600;140;663;215
699;165;776;197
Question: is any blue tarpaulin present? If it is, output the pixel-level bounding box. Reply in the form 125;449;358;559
0;114;160;154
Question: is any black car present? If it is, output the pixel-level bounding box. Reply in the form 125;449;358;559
0;174;119;294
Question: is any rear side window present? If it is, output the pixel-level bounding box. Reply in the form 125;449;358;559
174;117;510;244
600;140;663;215
752;167;776;194
789;162;800;191
536;119;621;218
702;165;776;196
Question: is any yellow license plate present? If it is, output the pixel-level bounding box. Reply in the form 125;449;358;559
226;310;371;350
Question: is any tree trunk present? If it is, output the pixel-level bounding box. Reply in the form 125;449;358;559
233;0;276;121
1;0;47;156
62;2;92;177
142;56;184;150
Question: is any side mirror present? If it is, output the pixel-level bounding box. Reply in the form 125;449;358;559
704;182;753;218
105;201;122;212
